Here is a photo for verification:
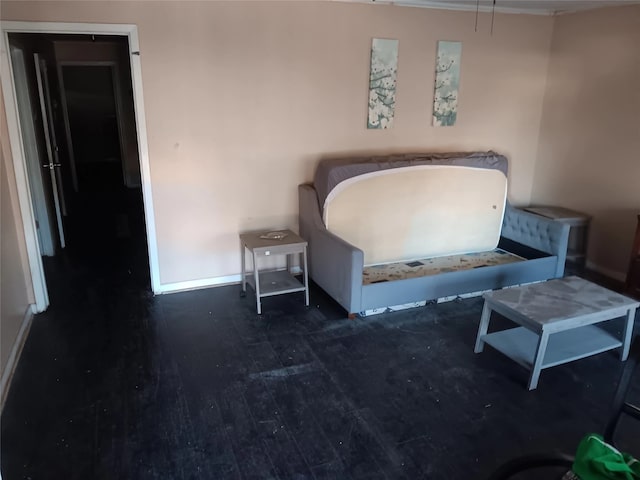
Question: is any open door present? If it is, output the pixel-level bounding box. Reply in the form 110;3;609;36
34;52;66;249
9;45;57;256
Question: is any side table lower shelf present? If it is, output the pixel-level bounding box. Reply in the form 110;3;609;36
245;270;307;298
482;325;622;370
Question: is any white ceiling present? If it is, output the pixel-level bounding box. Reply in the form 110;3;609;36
337;0;640;15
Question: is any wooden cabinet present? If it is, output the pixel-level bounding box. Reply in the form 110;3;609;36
625;215;640;298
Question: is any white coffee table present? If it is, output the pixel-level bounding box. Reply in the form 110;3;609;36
474;276;639;390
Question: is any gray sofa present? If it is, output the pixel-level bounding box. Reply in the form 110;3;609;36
299;152;570;317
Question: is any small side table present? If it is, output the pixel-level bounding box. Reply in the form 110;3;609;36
524;206;591;265
239;229;309;314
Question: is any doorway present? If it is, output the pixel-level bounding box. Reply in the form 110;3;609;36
58;63;143;259
1;23;160;311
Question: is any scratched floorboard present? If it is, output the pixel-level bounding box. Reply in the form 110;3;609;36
1;249;639;480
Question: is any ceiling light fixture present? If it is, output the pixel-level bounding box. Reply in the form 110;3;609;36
475;0;480;31
490;0;497;34
475;0;497;35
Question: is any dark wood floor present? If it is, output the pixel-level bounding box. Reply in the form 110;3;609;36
1;244;638;479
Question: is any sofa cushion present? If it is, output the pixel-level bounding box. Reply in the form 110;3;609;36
362;249;523;284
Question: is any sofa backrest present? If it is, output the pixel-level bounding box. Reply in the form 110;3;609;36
323;164;508;266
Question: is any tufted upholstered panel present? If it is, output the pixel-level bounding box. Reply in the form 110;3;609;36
502;204;570;277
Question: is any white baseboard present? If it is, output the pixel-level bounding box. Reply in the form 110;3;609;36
156;267;304;295
155;274;242;294
1;304;35;410
585;261;626;283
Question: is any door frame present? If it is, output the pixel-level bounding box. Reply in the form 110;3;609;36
0;21;161;311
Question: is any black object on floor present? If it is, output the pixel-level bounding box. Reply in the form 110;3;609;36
485;337;640;480
2;266;639;479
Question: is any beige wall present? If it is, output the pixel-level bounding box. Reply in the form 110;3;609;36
1;1;554;286
1;85;34;391
533;5;640;278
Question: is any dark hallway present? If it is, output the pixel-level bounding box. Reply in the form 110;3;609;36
58;60;147;272
6;32;148;287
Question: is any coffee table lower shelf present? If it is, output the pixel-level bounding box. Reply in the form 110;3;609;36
482;325;623;370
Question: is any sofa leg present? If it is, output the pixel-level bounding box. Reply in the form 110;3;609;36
348;313;357;320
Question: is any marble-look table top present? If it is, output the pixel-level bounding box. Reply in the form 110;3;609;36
484;276;639;326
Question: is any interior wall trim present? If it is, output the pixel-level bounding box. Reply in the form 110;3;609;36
156;274;242;295
156;267;303;295
585;260;626;283
0;304;35;411
333;0;556;15
332;0;631;16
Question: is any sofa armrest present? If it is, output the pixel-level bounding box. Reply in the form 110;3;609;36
501;203;570;277
299;184;363;313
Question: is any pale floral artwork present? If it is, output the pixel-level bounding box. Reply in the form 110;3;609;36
432;41;462;127
367;38;399;129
